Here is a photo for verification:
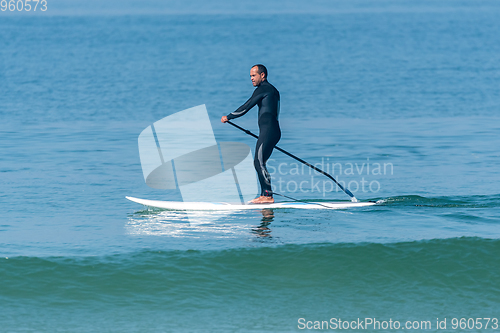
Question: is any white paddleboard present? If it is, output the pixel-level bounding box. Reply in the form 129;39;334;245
126;196;377;210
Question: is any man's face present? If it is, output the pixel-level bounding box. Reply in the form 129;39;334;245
250;67;265;86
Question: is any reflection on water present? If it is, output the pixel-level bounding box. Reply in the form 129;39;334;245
126;207;276;240
251;209;274;238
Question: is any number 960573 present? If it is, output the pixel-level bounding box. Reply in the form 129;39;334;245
1;0;47;11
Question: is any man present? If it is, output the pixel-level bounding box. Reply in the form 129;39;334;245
221;64;281;204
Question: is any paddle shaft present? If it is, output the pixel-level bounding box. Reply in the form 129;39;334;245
226;120;357;200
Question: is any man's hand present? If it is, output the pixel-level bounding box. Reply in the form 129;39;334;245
221;116;228;123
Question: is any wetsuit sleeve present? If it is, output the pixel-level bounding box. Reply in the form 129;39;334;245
227;89;264;120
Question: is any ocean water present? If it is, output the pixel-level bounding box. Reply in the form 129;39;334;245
1;1;500;331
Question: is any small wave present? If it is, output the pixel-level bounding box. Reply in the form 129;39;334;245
381;194;500;208
2;237;499;301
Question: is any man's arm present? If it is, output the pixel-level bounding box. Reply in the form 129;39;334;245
226;89;264;120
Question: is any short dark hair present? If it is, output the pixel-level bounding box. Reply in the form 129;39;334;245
252;64;268;78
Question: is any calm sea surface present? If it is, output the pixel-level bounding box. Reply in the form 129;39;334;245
1;1;500;331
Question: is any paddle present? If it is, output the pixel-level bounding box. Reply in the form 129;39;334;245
226;120;358;202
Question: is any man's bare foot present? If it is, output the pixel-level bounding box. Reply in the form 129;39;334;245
249;196;274;204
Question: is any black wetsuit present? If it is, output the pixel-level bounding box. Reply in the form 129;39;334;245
227;80;281;197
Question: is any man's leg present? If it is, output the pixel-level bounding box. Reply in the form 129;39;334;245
251;134;279;203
